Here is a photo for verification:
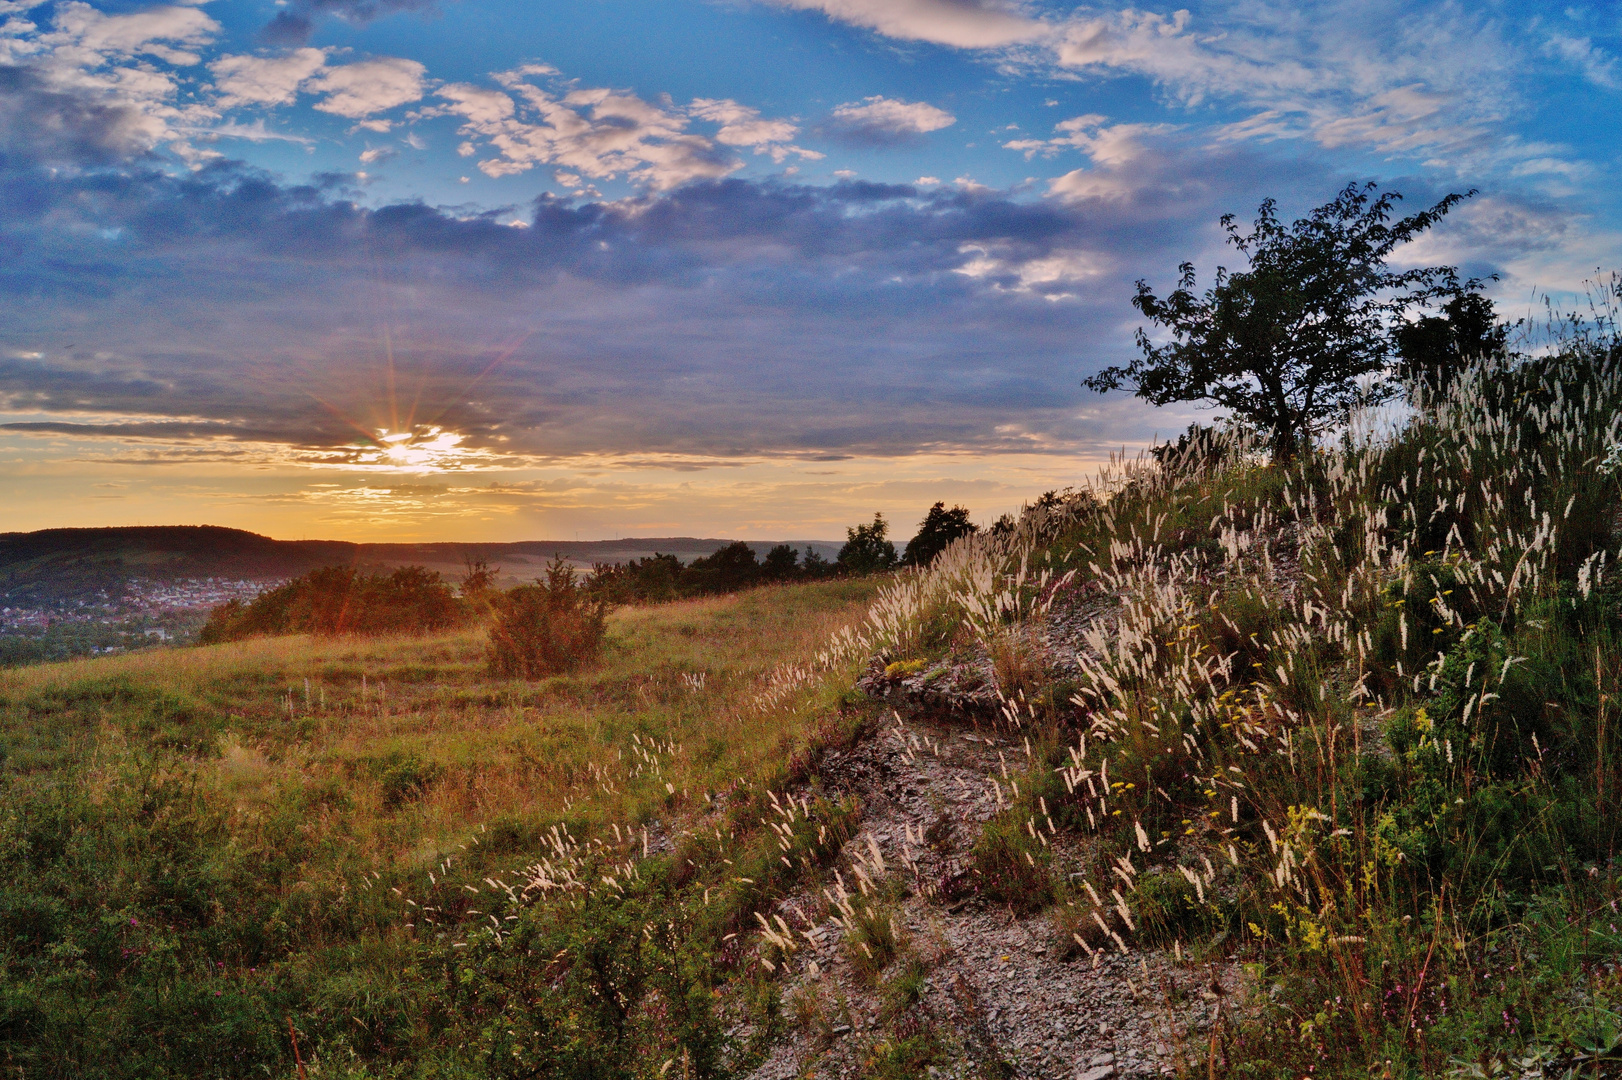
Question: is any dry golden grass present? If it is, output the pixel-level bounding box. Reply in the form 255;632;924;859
1;576;883;877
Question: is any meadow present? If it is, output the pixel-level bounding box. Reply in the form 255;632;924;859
0;578;881;1077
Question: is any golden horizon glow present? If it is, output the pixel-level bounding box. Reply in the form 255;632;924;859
340;427;497;473
0;425;1141;543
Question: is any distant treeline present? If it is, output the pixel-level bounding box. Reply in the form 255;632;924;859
582;500;1001;602
582;542;830;604
196;500;1035;644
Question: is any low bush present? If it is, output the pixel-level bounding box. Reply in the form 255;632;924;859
844;899;905;982
373;751;443;809
199;565;466;642
486;557;609;677
970;815;1053;914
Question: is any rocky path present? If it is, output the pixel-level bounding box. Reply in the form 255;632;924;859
740;706;1239;1080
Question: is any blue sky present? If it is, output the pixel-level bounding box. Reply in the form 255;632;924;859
1;0;1619;540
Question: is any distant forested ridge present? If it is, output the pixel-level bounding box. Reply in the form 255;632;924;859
0;525;841;606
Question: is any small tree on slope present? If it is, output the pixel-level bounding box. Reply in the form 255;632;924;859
837;513;899;575
1085;181;1472;461
902;502;976;567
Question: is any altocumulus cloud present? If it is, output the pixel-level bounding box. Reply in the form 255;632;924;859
822;96;957;147
0;58;1335;468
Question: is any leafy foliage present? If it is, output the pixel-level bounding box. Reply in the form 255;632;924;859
901;502;977;567
1392;282;1514;394
837;513;899;575
198;564;466;642
1086;181;1471;459
586;543;839;604
486;557;609;677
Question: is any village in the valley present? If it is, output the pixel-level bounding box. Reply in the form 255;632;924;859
0;576;273;661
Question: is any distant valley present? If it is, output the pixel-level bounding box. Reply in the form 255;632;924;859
0;525;842;664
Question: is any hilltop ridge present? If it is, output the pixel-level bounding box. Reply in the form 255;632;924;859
0;525;843;605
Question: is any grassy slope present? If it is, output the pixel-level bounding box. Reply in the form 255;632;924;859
856;346;1622;1078
0;578;881;1078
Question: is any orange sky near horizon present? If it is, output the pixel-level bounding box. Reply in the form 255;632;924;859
0;428;1151;542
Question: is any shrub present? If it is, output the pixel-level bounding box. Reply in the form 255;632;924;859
487;557;609;678
1130;866;1217;946
373;751;443;809
199;564;466;642
970;815;1053;914
844;899;905;982
879;955;929;1020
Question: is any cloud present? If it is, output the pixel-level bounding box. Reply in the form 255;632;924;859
257;0;434;47
0;6;826;193
824;95;955;145
0;117;1352;475
689;97;822;163
955;243;1108;299
770;0;1045;49
209;48;327;107
782;1;1580;180
0;0;222;130
1039;120;1245;208
1005;115;1174;166
434;70;740;189
0;63;164;163
437;83;512;125
1543;33;1620;90
306;56;425;118
47;1;218;66
0;0;223;159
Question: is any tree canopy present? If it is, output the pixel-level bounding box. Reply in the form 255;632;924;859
902;502;976;567
837;513;899;575
1086;182;1471;460
1392;283;1512;395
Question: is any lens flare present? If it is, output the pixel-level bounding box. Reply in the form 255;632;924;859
343;426;491;472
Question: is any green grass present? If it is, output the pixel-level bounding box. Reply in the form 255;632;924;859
0;577;881;1078
847;342;1622;1075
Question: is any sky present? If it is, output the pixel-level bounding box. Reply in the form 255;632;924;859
1;0;1619;542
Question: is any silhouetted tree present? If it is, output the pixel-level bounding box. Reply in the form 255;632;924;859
586;553;681;604
1393;282;1512;395
460;556;500;615
801;547;834;578
761;543;799;580
837;513;899;575
686;540;759;593
1086;182;1471;461
1149;423;1231;469
902;502;976;567
460;556;499;598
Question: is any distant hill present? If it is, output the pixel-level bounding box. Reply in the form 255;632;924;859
0;526;844;606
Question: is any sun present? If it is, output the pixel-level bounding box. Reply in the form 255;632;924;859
345;426;490;472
